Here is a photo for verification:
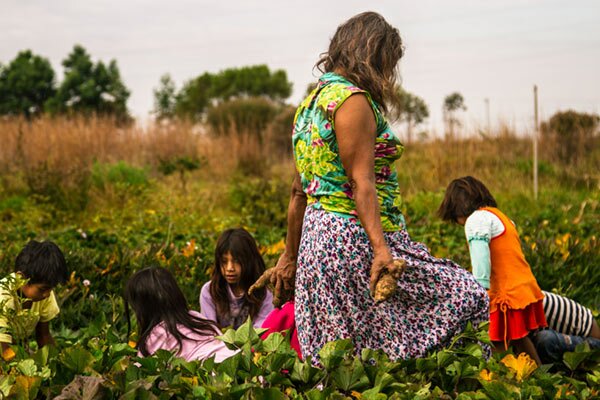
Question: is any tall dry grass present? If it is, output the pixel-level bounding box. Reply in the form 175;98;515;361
0;115;597;203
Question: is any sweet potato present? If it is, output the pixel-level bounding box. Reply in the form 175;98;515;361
373;259;406;303
249;268;293;307
248;268;275;296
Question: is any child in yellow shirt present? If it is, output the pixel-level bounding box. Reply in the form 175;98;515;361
0;240;68;357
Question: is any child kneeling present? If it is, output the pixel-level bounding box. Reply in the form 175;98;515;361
125;267;237;362
1;240;68;355
200;228;273;329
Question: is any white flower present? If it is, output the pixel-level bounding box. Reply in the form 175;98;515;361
100;92;116;102
83;279;91;287
89;294;95;300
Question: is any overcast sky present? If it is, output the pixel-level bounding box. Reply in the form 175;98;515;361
1;0;599;134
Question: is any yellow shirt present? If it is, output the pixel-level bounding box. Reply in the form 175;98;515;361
0;273;60;344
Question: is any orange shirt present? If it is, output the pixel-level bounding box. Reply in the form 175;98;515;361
482;207;544;313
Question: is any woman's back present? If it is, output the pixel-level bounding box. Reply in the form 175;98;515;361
293;72;405;231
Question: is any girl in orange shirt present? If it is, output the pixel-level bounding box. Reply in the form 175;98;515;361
439;176;547;364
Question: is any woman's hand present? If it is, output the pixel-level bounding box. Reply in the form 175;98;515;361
269;252;297;307
369;248;402;295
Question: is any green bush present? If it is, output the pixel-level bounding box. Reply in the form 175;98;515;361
228;175;289;240
541;110;600;164
206;97;279;136
91;161;149;190
1;318;598;398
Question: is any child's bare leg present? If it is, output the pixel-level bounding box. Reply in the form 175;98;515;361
589;320;600;339
491;341;508;354
512;336;542;365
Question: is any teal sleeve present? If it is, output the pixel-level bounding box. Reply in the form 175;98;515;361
468;238;491;289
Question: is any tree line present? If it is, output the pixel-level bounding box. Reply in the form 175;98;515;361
0;46;129;121
1;45;597;151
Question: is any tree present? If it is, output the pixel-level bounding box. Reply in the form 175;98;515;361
0;50;56;118
152;74;177;121
210;65;291;102
46;45;130;121
394;88;429;143
174;65;292;123
541;110;599;164
443;92;466;138
173;72;213;121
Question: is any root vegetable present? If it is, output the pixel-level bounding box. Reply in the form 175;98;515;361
248;268;275;296
373;259;406;303
248;268;293;307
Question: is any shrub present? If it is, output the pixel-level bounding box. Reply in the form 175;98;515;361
541;110;600;164
206;97;279;137
91;161;149;192
229;175;288;239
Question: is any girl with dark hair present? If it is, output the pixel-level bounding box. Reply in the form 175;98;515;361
200;228;273;329
439;176;547;364
124;267;236;362
266;11;489;364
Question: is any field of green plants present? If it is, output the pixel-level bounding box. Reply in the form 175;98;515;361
0;117;599;398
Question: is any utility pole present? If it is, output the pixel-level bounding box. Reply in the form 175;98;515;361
484;98;490;135
533;85;539;201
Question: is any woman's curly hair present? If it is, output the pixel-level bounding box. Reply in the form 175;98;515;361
316;11;404;112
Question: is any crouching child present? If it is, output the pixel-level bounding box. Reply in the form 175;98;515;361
0;240;68;358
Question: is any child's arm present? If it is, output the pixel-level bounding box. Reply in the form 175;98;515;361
465;211;496;290
199;283;219;325
253;290;274;327
35;321;55;347
468;239;491;289
35;290;60;348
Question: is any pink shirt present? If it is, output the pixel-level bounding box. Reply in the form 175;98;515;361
141;311;238;362
261;301;301;358
199;281;273;329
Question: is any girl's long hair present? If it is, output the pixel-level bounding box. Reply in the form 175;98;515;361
315;11;404;112
209;228;267;324
438;176;498;223
124;267;218;356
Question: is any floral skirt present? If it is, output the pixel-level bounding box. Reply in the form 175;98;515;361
295;207;490;363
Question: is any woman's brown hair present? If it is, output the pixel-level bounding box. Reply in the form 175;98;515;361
438;176;498;223
316;11;404;112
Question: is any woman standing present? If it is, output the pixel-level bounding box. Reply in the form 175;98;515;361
270;11;489;362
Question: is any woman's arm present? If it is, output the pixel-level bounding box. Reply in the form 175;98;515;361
270;171;307;306
334;94;402;295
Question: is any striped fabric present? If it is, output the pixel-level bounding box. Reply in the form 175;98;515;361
543;291;593;337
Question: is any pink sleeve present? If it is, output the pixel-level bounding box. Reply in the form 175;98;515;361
140;324;173;356
188;335;239;363
199;282;218;325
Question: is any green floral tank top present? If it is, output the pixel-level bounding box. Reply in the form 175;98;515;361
292;72;405;231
